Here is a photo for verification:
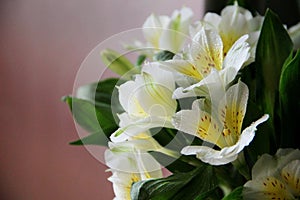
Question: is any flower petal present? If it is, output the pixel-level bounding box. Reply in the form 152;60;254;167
160;7;193;52
160;59;202;79
181;145;238;165
191;28;223;72
216;80;249;146
252;148;300;179
281;160;300;196
105;142;162;174
143;14;170;48
111;116;173;142
289;22;300;49
223;34;250;70
243;176;294;200
180;114;269;165
203;12;222;29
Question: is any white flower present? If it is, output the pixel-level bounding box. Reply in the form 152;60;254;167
173;80;269;165
288;22;300;49
191;2;263;62
105;140;163;200
110;62;177;142
243;148;300;200
160;27;251;99
142;7;193;53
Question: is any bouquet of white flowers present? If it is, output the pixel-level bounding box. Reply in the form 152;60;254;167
63;1;300;199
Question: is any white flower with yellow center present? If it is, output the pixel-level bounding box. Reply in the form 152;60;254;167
110;62;177;142
243;148;300;200
191;2;263;62
173;80;269;165
142;7;193;53
105;140;163;200
160;26;251;99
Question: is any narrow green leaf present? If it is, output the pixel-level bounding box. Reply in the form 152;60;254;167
136;54;147;66
279;50;300;148
221;186;243;200
131;165;218;200
254;9;293;153
100;48;138;78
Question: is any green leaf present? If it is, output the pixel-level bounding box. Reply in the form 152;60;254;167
131;165;218;200
100;48;138;78
279;50;300;148
76;78;124;114
63;97;118;145
136;54;147;66
150;152;196;173
221;186;243;200
150;128;205;173
154;50;175;61
254;9;293;153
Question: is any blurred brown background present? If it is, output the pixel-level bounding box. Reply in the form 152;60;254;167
0;0;204;199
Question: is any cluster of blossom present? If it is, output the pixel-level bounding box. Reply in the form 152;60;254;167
104;3;300;199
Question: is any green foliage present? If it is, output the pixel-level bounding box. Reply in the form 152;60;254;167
131;164;219;200
154;50;175;61
76;78;124;114
100;48;138;79
63;78;122;146
221;186;243;200
136;54;147;66
279;50;300;148
62;5;299;200
250;9;293;156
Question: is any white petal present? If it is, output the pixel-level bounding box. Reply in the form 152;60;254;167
171;7;193;24
136;72;177;117
180;69;226;101
243;176;294;200
117;112;132;128
160;7;193;52
181;145;238;165
281;160;300;196
219;67;239;86
160;59;202;79
221;3;253;21
289;22;300;49
248;15;264;32
235;114;269;152
108;139;159;153
142;62;175;91
191;28;223;72
118;80;137;114
181;114;269;165
143;14;170;48
110;116;173;142
203;12;221;29
223;34;251;70
172;86;207;99
217;80;249;131
172;109;200;137
106;148;162;200
252;148;300;179
105;145;162;173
